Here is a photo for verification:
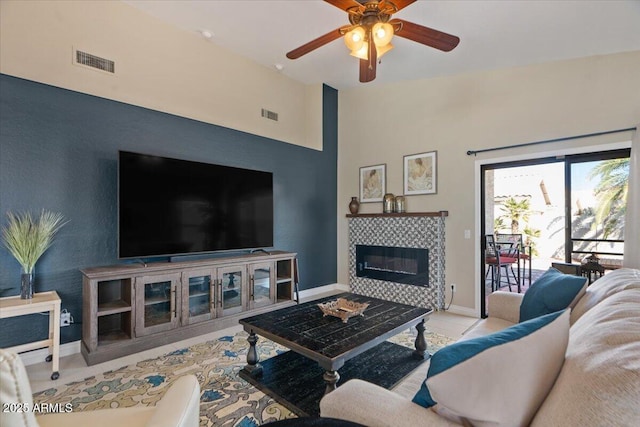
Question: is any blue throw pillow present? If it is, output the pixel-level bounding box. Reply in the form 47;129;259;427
412;310;570;427
519;267;587;322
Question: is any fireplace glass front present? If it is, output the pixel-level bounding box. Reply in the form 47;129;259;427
355;245;429;287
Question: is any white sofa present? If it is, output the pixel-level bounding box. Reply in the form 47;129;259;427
320;268;640;426
0;349;200;427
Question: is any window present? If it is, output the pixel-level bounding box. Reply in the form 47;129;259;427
567;151;628;268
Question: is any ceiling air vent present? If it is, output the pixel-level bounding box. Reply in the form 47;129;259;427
261;108;278;122
74;49;115;74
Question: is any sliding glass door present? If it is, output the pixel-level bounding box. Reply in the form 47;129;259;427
480;148;629;317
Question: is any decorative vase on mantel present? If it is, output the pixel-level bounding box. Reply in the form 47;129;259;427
383;193;395;213
349;196;360;214
21;272;34;299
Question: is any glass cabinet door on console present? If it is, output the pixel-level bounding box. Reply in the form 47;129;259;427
249;262;275;309
134;273;181;337
181;269;215;325
216;265;247;317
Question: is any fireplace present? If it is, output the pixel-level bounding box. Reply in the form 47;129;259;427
356;245;429;287
348;213;446;309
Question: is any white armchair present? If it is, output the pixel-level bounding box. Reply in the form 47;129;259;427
0;349;200;427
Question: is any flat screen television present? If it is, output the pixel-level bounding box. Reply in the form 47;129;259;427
118;151;273;259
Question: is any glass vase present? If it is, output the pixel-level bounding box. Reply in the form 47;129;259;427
21;272;34;299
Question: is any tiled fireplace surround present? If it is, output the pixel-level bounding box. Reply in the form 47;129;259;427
348;212;447;310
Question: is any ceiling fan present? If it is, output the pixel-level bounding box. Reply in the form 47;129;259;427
286;0;460;83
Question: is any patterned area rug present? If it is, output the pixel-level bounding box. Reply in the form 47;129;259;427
34;328;454;426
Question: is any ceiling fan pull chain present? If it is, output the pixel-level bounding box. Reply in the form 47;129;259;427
367;27;375;70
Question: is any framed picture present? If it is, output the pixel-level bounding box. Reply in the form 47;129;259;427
359;164;386;203
404;151;437;195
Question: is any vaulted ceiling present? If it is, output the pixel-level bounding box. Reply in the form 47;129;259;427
124;1;640;90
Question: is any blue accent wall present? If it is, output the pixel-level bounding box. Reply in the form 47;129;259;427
0;74;337;347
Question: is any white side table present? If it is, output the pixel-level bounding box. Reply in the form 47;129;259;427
0;291;61;380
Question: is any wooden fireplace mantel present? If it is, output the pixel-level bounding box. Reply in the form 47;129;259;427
346;211;448;218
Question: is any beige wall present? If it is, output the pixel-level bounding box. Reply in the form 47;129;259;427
3;1;639;313
337;51;640;312
0;0;323;150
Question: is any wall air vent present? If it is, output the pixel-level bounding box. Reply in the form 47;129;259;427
261;108;279;122
74;49;115;74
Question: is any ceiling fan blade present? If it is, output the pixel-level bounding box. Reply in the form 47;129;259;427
324;0;364;13
391;19;460;52
286;27;345;59
359;41;377;83
387;0;417;12
359;59;376;83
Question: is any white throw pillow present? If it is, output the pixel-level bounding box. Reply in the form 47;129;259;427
412;310;570;427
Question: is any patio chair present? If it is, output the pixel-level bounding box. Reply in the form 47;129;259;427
485;234;519;292
496;233;531;291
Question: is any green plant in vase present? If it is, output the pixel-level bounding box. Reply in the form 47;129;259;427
1;210;67;299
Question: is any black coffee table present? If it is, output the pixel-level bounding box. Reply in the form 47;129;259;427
239;292;432;395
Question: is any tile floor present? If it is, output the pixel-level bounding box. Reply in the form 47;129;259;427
25;292;478;394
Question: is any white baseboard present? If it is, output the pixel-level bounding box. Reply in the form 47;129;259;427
18;283;350;366
21;284;474;364
301;285;479;317
20;340;81;366
298;283;349;300
446;304;478;318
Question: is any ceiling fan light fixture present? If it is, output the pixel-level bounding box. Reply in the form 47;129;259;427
287;0;460;83
344;26;365;51
376;42;393;58
350;41;393;61
372;22;394;47
349;41;369;60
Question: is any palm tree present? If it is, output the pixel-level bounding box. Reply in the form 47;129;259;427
499;197;531;234
588;158;628;239
497;197;540;258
